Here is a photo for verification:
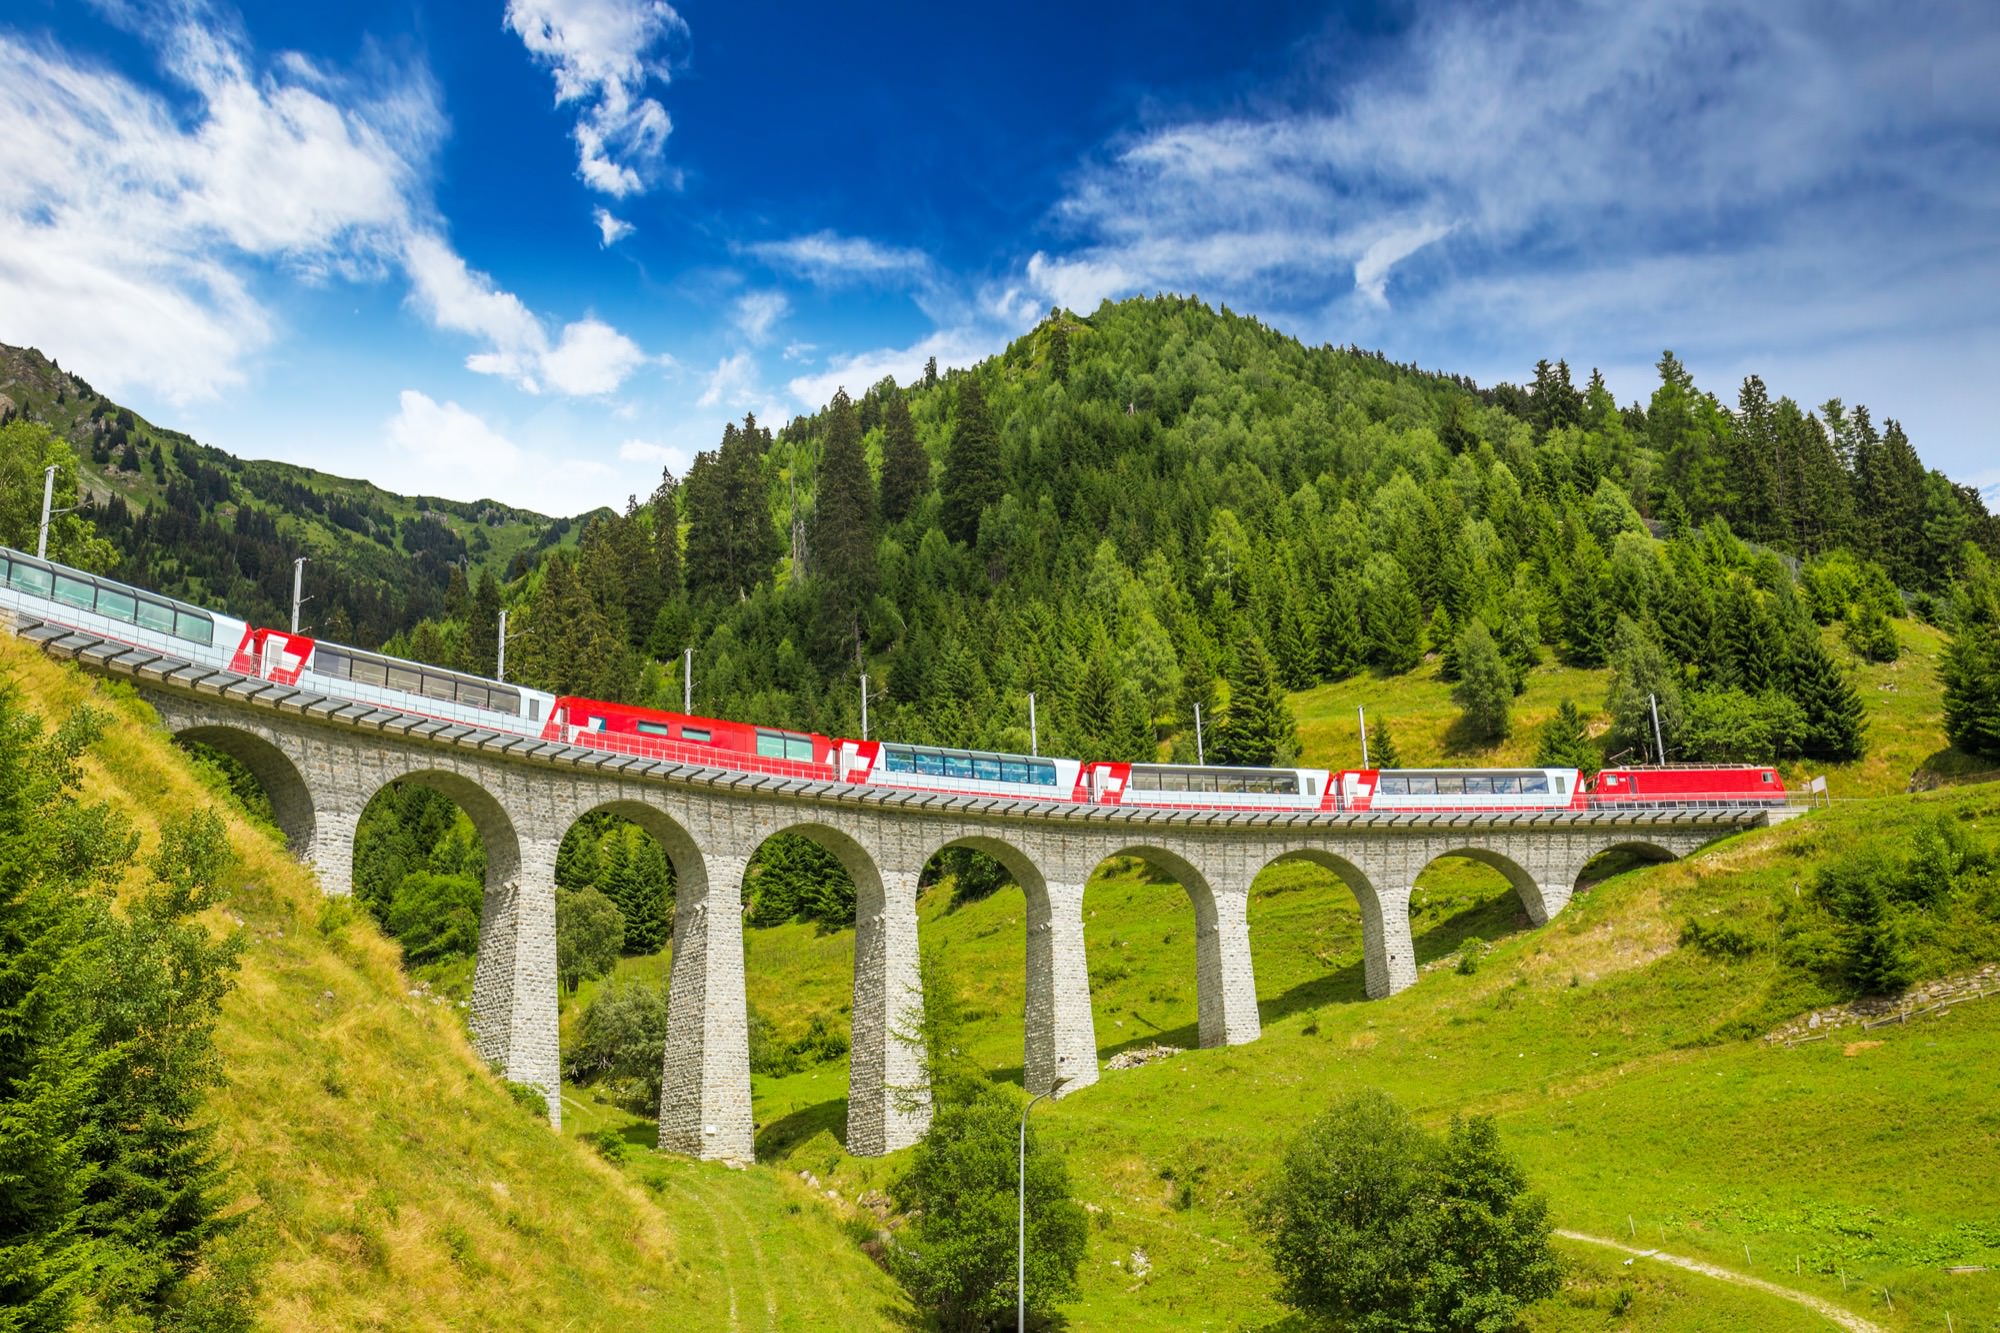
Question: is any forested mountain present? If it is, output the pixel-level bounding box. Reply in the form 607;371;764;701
434;297;1997;775
0;342;576;647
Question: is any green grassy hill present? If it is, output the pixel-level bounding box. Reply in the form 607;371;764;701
0;630;905;1330
557;627;2000;1332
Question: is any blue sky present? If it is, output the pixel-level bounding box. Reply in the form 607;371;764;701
2;0;1995;515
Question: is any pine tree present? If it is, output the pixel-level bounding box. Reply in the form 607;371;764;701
878;394;930;524
1942;561;2000;761
1786;629;1866;760
649;466;684;596
459;569;501;677
1432;605;1460;681
1209;634;1297;765
1274;589;1318;690
1604;617;1684;763
940;377;1003;547
1318;578;1364;680
1451;619;1513;742
923;355;939;390
1534;700;1598;774
809;387;881;665
683;416;780;602
1045;309;1070;385
1369;719;1403;769
1362;559;1424;674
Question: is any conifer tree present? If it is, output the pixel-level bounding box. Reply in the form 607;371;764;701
683;417;780;602
940;377;1002;547
1369;719;1402;769
1210;634;1297;766
878;394;929;524
809;387;880;665
1274;590;1318;690
1318;578;1364;680
1604;617;1684;763
649;465;684;597
1534;699;1598;774
1045;308;1070;385
459;569;501;677
1432;605;1460;682
1942;558;2000;760
1452;619;1513;742
1362;558;1424;674
1786;629;1866;760
923;355;939;390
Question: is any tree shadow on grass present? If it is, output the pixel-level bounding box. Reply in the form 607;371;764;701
1439;711;1509;759
754;1095;848;1160
1411;895;1531;968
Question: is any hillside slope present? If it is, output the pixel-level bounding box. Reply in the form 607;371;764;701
1;341;575;647
0;629;905;1330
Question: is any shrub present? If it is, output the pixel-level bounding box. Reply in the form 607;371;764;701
554;886;623;993
385;870;482;963
886;1080;1087;1331
1257;1089;1560;1332
1679;917;1761;959
565;979;671;1114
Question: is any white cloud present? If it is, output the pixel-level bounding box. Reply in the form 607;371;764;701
383;388;525;483
785;327;995;414
617;438;688;471
696;351;757;409
0;16;656;406
781;341;817;362
594;206;634;246
505;0;686;198
731;290;788;345
0;22;432;400
746;230;930;285
1352;221;1453;308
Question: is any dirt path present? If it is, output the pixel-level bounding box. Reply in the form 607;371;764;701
1556;1230;1887;1332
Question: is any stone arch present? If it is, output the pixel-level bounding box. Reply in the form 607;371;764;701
736;818;927;1158
1427;845;1551;927
1080;842;1264;1053
1259;848;1406;999
1570;839;1680;893
173;723;316;854
360;767;523;890
554;797;709;932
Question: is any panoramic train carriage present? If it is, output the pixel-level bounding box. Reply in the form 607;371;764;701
1340;767;1585;812
1588;765;1787;807
1082;762;1340;810
842;739;1083;799
1;544;244;667
548;697;837;779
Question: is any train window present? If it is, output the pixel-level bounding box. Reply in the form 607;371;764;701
940;754;970;779
883;747;914;773
636;722;670;737
1407;777;1437;795
1379;776;1408;795
915;750;943;776
682;727;711;743
1521;775;1549;793
1491;775;1520;794
348;655;388;688
313;648;349;679
1190;772;1217;792
1306;778;1317;796
998;759;1024;783
523;696;538;721
1032;762;1056;786
9;560;53;596
456;682;489;710
385;664;422;694
176;610;213;647
53;574;94;609
755;731;786;758
1160;770;1187;792
1760;772;1773;783
422;672;455;702
135;598;175;633
1435;776;1464;795
95;588;136;623
974;757;1002;781
785;736;815;762
1462;776;1491;794
1555;776;1567;794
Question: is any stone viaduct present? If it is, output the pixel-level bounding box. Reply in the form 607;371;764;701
12;615;1785;1163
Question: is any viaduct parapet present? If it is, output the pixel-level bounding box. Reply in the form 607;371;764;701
11;615;1779;1162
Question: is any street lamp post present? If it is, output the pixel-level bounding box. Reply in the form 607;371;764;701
1018;1069;1070;1332
36;465;56;560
